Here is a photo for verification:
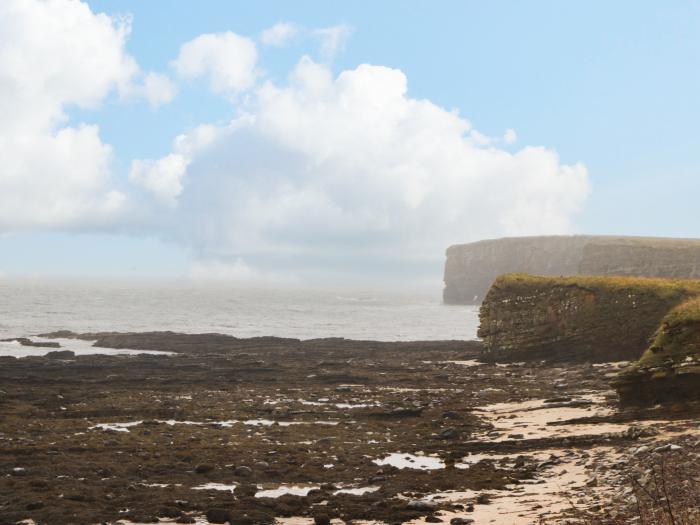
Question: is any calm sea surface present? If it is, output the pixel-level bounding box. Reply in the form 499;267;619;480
0;281;479;342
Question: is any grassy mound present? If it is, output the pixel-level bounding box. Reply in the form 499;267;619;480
637;296;700;368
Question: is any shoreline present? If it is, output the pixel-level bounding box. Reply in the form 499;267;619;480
2;331;698;524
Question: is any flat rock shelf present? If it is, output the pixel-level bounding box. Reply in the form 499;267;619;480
1;332;698;524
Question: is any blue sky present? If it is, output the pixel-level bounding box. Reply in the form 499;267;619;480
1;1;699;285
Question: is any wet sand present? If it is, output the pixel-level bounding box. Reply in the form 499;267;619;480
0;332;698;524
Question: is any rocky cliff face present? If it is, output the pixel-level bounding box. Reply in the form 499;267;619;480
444;235;700;304
478;273;700;406
613;297;700;406
477;274;700;363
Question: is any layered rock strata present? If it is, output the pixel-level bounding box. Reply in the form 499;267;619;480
477;273;700;362
613;297;700;406
444;235;700;304
477;273;700;406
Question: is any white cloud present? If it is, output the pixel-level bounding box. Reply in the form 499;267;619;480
124;72;177;108
129;154;188;206
172;32;258;94
150;57;589;281
129;124;220;206
0;0;171;231
504;128;517;144
313;24;353;61
0;7;590;283
260;22;299;47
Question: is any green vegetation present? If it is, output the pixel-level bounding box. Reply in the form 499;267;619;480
494;272;700;300
484;273;700;368
637;296;700;368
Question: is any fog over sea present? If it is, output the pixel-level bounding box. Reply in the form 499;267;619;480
0;281;479;343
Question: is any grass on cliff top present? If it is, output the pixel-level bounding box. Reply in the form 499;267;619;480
637;296;700;368
494;273;700;301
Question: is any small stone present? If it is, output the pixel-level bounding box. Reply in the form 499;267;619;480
195;463;213;474
437;428;459;440
654;444;682;452
476;493;490;504
407;500;437;510
450;519;474;525
233;465;253;477
313;514;331;525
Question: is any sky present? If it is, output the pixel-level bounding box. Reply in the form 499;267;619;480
1;0;699;287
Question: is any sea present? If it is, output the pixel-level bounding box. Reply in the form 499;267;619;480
0;280;479;345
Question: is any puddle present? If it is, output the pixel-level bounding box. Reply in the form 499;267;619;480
90;422;143;432
255;484;320;498
441;359;481;367
91;419;340;432
334;486;380;496
193;482;237;492
373;453;444;470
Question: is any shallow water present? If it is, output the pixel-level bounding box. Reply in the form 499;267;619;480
0;338;175;358
373;452;445;470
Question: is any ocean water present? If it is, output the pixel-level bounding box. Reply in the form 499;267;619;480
0;280;479;342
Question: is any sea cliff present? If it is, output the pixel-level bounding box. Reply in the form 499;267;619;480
444;235;700;304
477;273;700;405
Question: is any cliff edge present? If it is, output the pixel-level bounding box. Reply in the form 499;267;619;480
444;235;700;304
478;273;700;406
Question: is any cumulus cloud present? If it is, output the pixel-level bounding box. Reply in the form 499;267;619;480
0;5;590;283
129;124;219;206
0;0;171;231
260;22;300;47
313;24;353;61
172;32;258;95
129;154;187;206
146;57;589;281
123;71;177;108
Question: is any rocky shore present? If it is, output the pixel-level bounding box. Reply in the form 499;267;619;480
1;331;699;524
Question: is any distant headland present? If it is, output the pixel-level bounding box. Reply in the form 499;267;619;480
443;235;700;304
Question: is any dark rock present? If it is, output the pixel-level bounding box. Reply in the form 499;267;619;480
450;519;474;525
237;483;258;497
313;514;331;525
476;493;490;504
1;337;60;348
46;350;76;359
194;463;214;474
205;508;230;523
234;465;253;477
407;500;437;510
437;428;459;440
